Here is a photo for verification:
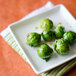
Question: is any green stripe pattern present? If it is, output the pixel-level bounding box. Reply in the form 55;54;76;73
4;32;27;61
4;32;76;76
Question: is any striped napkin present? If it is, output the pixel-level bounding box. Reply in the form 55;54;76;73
1;1;76;76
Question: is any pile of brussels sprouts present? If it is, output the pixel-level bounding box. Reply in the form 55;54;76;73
26;18;76;62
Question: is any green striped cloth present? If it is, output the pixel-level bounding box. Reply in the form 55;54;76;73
3;32;76;76
1;2;76;76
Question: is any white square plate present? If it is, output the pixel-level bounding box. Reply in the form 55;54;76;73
9;5;76;74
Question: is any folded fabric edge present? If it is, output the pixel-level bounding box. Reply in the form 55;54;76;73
41;58;76;76
57;58;76;76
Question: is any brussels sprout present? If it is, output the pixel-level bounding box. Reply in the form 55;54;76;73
53;38;69;55
63;31;76;44
26;32;41;46
37;44;53;62
54;26;64;38
41;30;54;41
40;19;53;31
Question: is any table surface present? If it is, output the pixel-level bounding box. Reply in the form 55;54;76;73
0;0;76;76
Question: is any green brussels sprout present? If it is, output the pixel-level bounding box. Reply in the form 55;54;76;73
40;19;53;31
53;38;69;55
41;29;54;41
54;26;64;38
26;32;41;46
63;31;76;44
37;44;53;62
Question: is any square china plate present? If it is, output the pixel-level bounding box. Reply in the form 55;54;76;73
9;5;76;74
